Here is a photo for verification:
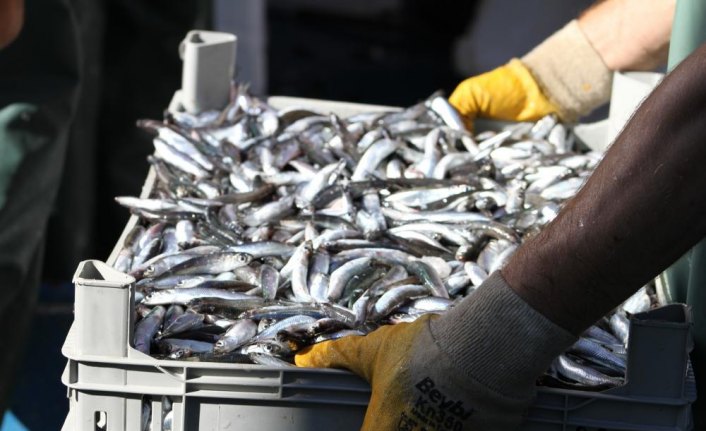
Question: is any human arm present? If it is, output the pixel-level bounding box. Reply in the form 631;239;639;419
0;0;23;49
296;41;706;431
578;0;674;71
503;40;706;335
450;0;675;127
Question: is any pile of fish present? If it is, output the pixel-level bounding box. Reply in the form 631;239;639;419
113;85;655;389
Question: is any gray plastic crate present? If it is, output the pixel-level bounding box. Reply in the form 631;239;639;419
61;260;695;431
63;96;696;431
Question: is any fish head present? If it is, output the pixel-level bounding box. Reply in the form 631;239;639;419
168;349;189;360
236;253;254;266
143;265;157;278
213;340;229;353
262;343;281;355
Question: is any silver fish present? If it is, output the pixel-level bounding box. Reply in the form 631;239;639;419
291;241;314;302
143;288;257;306
327;257;373;302
161;311;205;338
242;195;295;227
158;338;214;357
308;250;331;303
405;260;449;299
153;138;208;179
609;312;631;346
114;248;133;273
164;305;185;329
552;354;623;387
351;139;399;181
249;352;296;367
569;337;626;372
385;185;474;209
371;284;428;319
134;306;166;354
158;252;252;277
259;264;280;301
253;315;318;342
214;319;258;353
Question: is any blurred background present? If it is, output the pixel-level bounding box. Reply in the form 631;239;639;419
2;0;594;429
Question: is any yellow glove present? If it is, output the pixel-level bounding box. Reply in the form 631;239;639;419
296;272;577;431
297;315;484;431
448;59;559;131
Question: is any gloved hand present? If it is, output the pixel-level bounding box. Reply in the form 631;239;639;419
449;20;614;131
296;315;526;430
296;272;577;431
448;59;559;131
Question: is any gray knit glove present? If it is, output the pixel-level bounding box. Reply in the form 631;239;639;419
296;271;576;430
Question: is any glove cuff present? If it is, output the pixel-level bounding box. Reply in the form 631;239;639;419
522;20;612;122
429;271;576;399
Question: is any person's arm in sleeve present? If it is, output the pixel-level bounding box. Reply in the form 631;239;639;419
296;41;706;431
450;0;675;129
0;0;24;49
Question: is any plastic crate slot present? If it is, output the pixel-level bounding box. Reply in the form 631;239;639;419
280;387;371;406
123;365;185;389
182;390;284;400
140;396;151;431
154;365;185;381
281;381;371;393
281;371;369;389
186;383;281;396
187;375;281;387
159;396;176;431
78;362;126;386
94;411;107;430
67;359;78;384
187;367;281;381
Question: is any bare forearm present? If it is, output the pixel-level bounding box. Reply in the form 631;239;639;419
578;0;675;71
503;43;706;335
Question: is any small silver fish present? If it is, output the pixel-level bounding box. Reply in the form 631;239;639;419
133;306;166;354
